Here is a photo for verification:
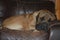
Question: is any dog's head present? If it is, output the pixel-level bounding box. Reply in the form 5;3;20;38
36;10;56;24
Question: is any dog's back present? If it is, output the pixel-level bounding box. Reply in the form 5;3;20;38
2;10;40;31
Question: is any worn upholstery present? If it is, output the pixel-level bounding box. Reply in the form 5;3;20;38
1;29;48;40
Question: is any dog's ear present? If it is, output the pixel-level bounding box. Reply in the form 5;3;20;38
33;11;40;17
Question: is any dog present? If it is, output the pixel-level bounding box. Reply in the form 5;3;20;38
2;10;56;31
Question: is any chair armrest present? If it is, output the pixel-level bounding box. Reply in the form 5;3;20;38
49;22;60;40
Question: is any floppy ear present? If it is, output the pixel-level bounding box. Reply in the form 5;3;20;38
33;11;40;17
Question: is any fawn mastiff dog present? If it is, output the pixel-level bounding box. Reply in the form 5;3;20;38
2;10;56;31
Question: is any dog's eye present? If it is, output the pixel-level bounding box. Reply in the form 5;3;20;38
48;18;51;22
40;17;44;21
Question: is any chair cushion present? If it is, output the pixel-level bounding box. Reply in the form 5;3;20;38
1;29;48;40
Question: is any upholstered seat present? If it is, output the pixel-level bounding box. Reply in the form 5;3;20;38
0;0;55;40
1;29;48;40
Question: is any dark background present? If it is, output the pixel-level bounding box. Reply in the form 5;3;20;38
0;0;55;27
0;0;55;19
